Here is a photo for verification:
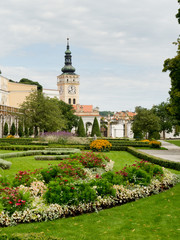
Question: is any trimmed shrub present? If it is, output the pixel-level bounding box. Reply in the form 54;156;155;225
3;122;8;136
0;159;12;169
149;140;161;148
91;117;101;137
35;155;69;160
18;122;24;137
10;123;16;136
77;117;86;137
127;147;180;170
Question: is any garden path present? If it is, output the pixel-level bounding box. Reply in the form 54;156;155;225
138;140;180;162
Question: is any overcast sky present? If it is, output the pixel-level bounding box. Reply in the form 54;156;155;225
0;0;179;112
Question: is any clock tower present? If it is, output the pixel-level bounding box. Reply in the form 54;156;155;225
57;38;79;105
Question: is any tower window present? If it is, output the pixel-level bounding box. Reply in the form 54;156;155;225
68;98;71;104
73;99;76;104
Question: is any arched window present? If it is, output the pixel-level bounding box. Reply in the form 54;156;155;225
73;99;76;104
68;98;71;104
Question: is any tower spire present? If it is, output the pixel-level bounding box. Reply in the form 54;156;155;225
61;38;76;74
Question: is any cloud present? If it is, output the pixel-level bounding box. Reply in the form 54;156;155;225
0;0;179;111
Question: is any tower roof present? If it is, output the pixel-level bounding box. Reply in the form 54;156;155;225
61;38;76;75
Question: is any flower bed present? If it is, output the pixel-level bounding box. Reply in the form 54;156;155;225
0;152;179;227
90;139;112;152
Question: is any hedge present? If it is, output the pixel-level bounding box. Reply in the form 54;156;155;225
35;155;69;160
127;147;180;171
0;159;12;169
0;145;46;151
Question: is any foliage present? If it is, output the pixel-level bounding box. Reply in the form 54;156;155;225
0;187;30;214
18;91;66;133
57;100;79;131
132;106;160;139
70;151;110;169
19;78;43;91
127;147;180;170
6;135;14;139
149;140;161;148
3;123;8;136
76;117;86;137
13;169;41;187
18;122;24;137
151;102;175;138
24;126;29;137
45;180;97;206
99;111;114;117
90;178;116;197
90;139;112;152
91;117;101;137
40;131;73;144
162;2;180;123
10;123;16;136
0;232;60;240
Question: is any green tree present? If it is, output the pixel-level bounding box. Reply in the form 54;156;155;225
91;117;101;137
132;107;160;139
18;122;24;137
163;1;180;123
10;122;16;136
77;117;86;137
19;78;43;91
19;91;66;134
57;100;79;131
151;102;175;139
29;126;34;136
24;126;29;137
3;122;8;136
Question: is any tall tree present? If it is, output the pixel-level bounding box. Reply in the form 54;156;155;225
151;102;175;139
10;123;16;136
91;117;101;137
162;1;180;123
57;100;79;131
132;107;160;139
18;122;24;137
77;117;86;137
3;122;8;136
18;91;66;134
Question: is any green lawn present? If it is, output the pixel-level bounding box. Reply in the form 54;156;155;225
0;151;180;240
166;140;180;147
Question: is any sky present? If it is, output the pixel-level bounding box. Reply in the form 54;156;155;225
0;0;179;112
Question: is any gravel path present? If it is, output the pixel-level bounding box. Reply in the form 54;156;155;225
138;140;180;162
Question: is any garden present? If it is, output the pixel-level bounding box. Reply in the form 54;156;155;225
0;137;179;239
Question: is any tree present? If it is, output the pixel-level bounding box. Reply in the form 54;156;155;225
29;126;34;136
151;102;175;139
91;117;101;137
10;123;16;136
57;100;79;131
162;1;180;123
3;122;8;136
132;107;160;139
18;122;24;137
24;126;29;137
77;117;86;137
19;78;43;91
18;91;66;134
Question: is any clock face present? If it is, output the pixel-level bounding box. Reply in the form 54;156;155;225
68;85;76;94
59;86;63;94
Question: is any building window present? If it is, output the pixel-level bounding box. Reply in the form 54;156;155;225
68;98;71;104
73;99;76;104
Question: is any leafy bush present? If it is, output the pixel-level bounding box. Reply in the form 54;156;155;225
45;180;97;205
13;169;41;187
90;178;116;197
101;171;123;185
41;160;86;183
0;187;30;214
90;139;112;152
70;151;110;169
